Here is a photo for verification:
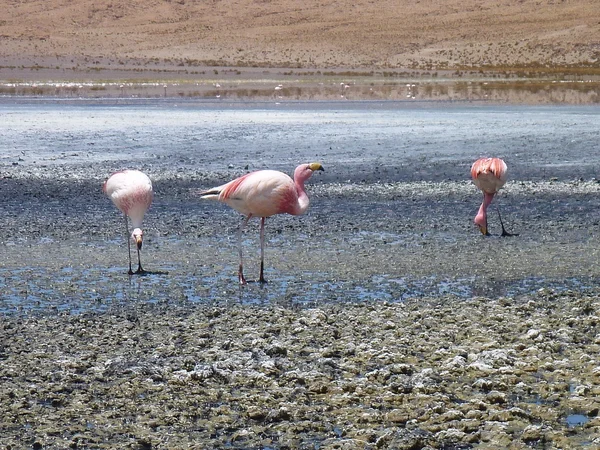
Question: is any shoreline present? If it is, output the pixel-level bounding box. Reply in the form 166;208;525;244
2;63;599;104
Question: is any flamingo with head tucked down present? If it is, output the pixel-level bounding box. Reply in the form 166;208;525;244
471;157;516;237
199;162;324;284
103;170;154;274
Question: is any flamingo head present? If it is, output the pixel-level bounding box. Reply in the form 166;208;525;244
308;162;324;172
295;162;324;182
474;209;488;236
131;228;144;250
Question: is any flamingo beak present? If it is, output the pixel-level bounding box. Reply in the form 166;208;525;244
135;235;143;250
309;162;324;172
479;225;488;236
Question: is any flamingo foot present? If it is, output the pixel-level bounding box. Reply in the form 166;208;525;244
238;265;247;285
496;207;518;237
258;261;268;284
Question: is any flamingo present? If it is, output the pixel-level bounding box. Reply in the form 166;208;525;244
199;162;324;284
471;157;516;237
103;170;154;274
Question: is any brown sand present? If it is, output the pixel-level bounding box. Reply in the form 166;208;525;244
1;0;599;104
1;0;599;69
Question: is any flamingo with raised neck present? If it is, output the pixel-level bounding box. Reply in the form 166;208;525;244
200;162;324;284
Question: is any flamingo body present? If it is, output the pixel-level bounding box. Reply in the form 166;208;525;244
471;157;514;236
201;162;323;284
209;169;307;217
103;169;153;274
471;157;507;195
103;170;153;227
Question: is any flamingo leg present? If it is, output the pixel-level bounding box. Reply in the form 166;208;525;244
136;246;145;274
496;206;518;237
238;215;251;285
259;217;267;284
124;215;133;275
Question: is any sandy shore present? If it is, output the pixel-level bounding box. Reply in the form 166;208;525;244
2;0;599;70
1;61;599;104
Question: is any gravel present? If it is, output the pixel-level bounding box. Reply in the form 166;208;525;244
2;294;600;449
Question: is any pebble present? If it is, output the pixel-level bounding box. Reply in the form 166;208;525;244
1;294;600;447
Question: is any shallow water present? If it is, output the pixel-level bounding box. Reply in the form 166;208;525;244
567;413;591;428
1;102;600;313
2;102;599;180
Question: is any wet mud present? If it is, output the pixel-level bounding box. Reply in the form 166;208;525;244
1;102;600;448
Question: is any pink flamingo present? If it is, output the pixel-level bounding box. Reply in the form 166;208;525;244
103;170;154;274
200;162;324;284
471;157;516;236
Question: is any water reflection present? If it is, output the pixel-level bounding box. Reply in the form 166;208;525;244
1;79;598;104
1;266;597;315
566;414;590;428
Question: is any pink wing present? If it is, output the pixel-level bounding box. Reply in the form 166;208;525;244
219;172;253;201
217;170;296;217
104;170;153;225
471;157;507;193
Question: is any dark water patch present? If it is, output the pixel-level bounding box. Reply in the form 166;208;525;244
566;413;590;428
368;275;598;302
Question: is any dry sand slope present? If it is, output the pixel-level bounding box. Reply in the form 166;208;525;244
1;0;599;69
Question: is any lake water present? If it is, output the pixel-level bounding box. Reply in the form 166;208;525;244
2;101;599;179
1;101;600;313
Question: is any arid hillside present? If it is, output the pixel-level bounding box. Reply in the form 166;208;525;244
1;0;599;70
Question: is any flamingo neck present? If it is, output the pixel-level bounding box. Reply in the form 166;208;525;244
474;192;495;227
482;192;495;209
292;166;313;215
129;210;145;229
295;182;310;214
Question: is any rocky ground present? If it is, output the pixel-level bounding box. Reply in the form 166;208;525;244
2;107;600;447
1;294;600;449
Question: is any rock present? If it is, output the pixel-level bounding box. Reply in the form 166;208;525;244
386;409;409;424
435;428;466;443
521;425;543;441
246;406;268;421
486;391;507;404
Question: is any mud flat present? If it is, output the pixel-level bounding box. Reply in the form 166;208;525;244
1;102;600;448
